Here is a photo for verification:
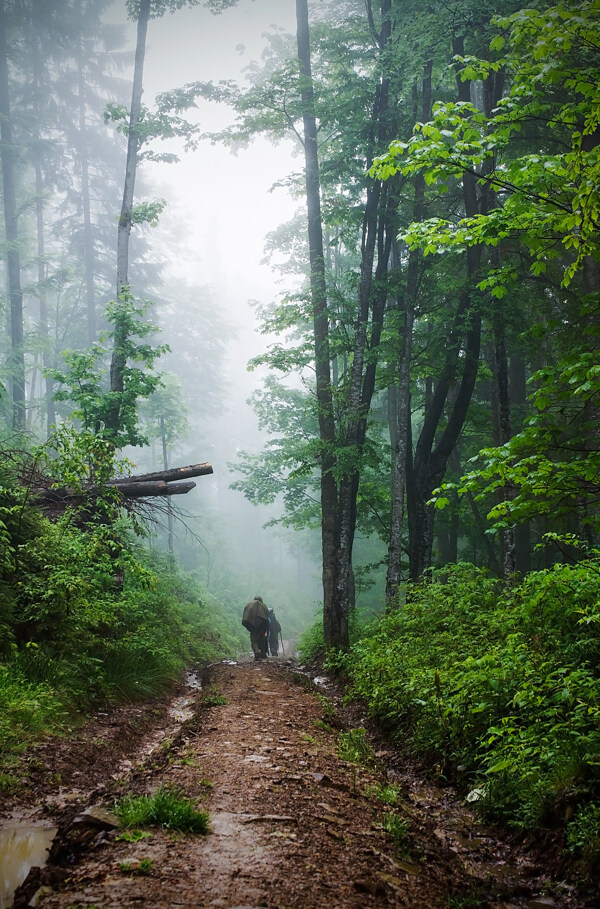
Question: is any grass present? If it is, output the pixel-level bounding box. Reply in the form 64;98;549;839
118;857;154;875
367;783;402;805
382;813;410;850
114;784;210;834
200;686;228;707
337;728;375;766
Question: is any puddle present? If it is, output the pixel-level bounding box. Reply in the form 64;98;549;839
0;824;57;909
168;696;194;721
184;670;203;689
313;676;329;687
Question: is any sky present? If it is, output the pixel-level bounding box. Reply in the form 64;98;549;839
124;0;301;324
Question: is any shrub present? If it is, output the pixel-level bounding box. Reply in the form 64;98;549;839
343;562;600;854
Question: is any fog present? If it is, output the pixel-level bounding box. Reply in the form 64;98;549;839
108;0;322;635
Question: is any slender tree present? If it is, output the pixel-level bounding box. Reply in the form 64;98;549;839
296;0;343;647
0;0;25;430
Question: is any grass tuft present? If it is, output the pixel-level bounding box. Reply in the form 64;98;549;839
114;784;210;834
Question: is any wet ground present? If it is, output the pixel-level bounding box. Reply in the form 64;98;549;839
1;658;598;908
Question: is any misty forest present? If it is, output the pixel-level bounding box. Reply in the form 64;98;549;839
1;0;600;901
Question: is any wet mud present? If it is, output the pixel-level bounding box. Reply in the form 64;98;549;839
1;659;597;908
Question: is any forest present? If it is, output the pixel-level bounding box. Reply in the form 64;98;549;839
1;0;599;883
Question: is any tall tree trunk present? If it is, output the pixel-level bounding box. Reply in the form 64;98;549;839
295;0;342;648
78;37;97;343
31;0;55;434
106;0;150;437
386;62;432;605
482;67;514;576
0;0;25;431
404;40;507;581
335;0;397;627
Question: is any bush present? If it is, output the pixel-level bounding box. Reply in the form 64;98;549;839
0;463;239;766
343;562;600;861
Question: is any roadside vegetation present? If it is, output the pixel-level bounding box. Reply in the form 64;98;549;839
300;558;600;870
0;443;242;784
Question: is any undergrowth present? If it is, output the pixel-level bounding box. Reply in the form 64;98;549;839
341;562;600;867
0;458;240;772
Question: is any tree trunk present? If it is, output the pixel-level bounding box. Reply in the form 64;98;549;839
335;0;399;629
509;353;531;573
160;414;174;557
31;0;55;434
386;62;432;605
405;40;507;581
77;37;97;344
296;0;342;648
107;0;151;436
0;0;25;431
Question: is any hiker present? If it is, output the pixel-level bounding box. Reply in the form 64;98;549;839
242;595;269;661
267;607;282;656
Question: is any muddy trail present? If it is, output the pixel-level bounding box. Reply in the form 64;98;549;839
1;658;597;909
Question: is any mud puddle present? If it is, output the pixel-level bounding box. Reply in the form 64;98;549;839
0;825;57;909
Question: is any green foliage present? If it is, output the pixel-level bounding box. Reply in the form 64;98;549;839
0;663;66;758
118;857;154;875
50;293;168;448
297;617;325;662
200;686;228;707
381;813;410;851
337;727;375;766
567;802;600;866
343;563;600;860
116;829;153;843
367;782;401;805
114;784;210;833
0;444;238;770
436;349;600;531
371;1;600;286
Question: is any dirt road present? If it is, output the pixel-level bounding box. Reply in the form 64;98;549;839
3;659;596;908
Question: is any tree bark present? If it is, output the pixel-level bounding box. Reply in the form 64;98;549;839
31;0;55;434
111;463;213;483
107;0;151;436
404;39;507;581
34;480;197;504
335;0;399;629
296;0;342;648
77;35;97;343
0;0;25;431
386;62;432;605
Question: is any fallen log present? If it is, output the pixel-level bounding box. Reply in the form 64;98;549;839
30;462;212;509
32;480;197;503
110;463;213;484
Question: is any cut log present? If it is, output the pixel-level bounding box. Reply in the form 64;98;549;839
110;463;213;484
32;480;197;503
29;461;212;510
119;480;196;498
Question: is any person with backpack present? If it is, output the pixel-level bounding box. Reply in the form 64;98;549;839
241;595;269;660
267;607;282;656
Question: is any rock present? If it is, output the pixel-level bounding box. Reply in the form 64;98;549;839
73;806;119;830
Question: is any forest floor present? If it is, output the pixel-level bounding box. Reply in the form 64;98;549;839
1;656;598;909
